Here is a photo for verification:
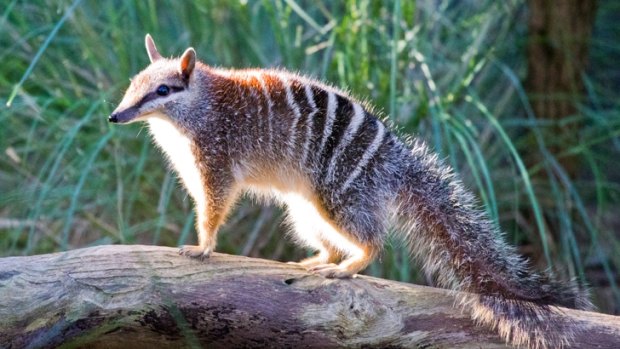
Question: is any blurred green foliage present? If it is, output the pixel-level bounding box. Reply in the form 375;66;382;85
1;0;619;313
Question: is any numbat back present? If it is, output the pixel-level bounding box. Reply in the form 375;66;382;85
110;34;592;348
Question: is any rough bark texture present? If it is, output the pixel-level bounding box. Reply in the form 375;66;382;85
0;245;619;348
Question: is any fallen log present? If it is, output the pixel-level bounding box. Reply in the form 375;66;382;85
0;245;618;348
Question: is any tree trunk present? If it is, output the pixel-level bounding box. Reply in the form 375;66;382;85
0;245;619;348
526;0;598;175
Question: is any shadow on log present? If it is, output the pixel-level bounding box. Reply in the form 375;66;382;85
0;245;618;348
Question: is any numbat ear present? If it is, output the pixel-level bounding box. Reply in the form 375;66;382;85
179;47;196;80
145;34;162;62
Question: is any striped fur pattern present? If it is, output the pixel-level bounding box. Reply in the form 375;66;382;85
109;35;592;348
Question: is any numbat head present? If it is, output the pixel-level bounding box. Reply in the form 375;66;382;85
109;34;196;124
109;34;592;349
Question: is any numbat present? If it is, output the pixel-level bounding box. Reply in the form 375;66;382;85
109;34;591;348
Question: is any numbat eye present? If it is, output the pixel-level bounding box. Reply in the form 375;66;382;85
156;85;170;96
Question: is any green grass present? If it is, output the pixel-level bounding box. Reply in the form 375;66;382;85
1;0;619;314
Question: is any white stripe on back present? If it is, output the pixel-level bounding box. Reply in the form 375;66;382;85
339;120;385;193
279;74;302;156
326;102;365;182
318;92;337;156
302;84;317;165
251;72;274;150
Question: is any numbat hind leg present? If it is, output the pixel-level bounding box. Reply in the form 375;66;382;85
306;205;385;278
282;193;383;277
310;244;378;278
296;245;342;269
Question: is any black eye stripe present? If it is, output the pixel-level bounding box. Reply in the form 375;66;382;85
134;85;185;109
157;85;185;96
158;85;184;94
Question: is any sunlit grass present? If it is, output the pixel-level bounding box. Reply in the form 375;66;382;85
1;0;618;314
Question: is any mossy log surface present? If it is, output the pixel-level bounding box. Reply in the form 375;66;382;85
0;245;618;348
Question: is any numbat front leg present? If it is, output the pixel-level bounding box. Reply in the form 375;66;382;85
179;177;235;260
178;209;217;260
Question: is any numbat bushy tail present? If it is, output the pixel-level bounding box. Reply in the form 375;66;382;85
109;34;592;348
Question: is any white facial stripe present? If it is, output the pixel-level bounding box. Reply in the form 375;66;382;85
302;84;317;166
319;91;337;156
326;102;365;182
340;119;385;193
279;74;302;156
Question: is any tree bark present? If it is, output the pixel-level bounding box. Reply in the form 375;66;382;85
0;245;618;348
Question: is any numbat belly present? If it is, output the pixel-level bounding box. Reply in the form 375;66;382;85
109;34;592;349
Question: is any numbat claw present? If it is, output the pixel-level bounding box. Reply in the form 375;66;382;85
179;245;211;260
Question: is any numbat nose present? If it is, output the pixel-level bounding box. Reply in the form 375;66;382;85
107;107;138;124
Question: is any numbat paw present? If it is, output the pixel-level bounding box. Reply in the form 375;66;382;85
310;263;355;279
179;245;212;260
293;255;330;269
